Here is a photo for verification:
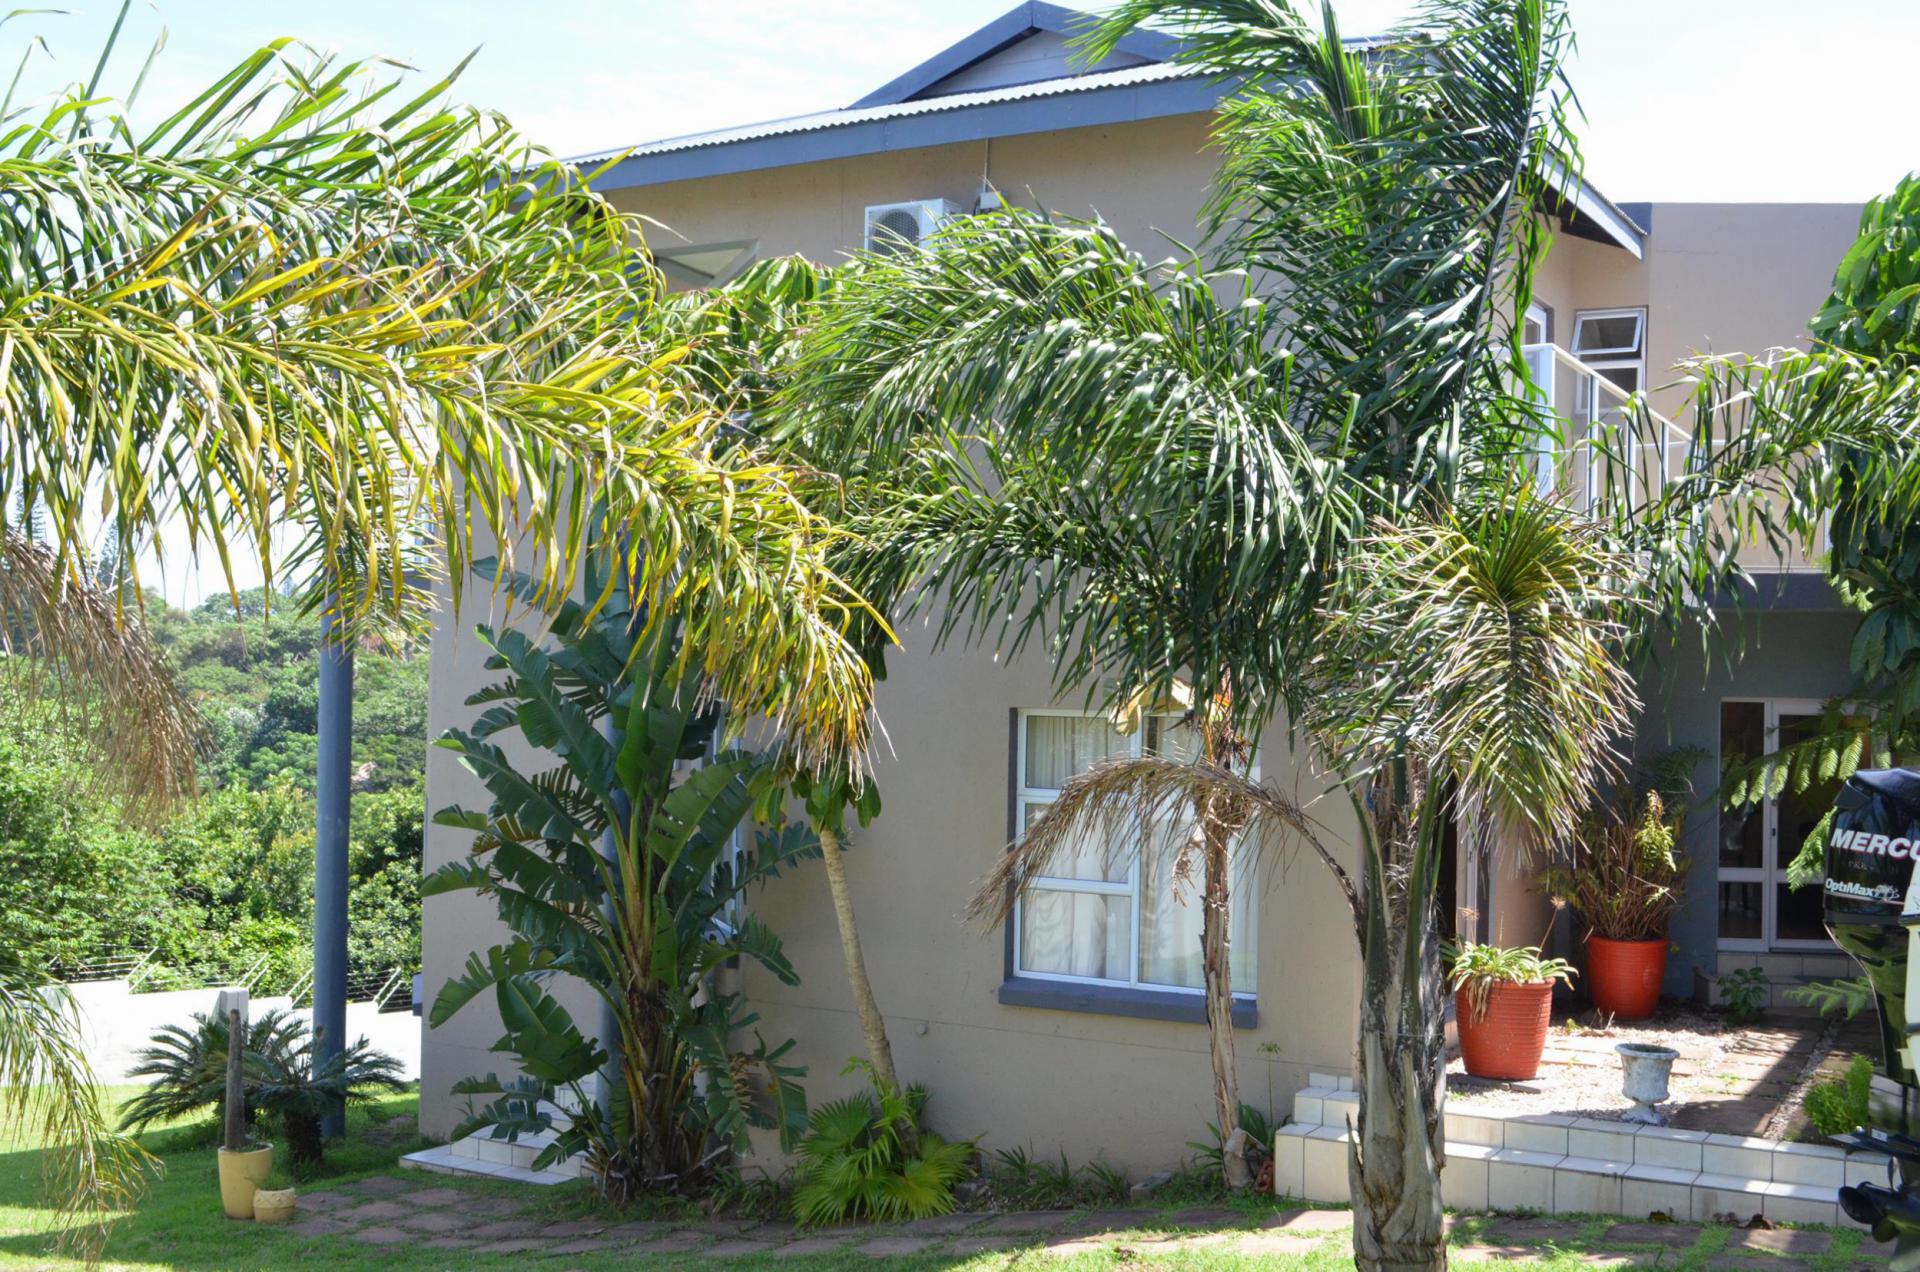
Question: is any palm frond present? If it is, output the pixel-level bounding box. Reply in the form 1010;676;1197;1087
0;528;203;821
969;753;1357;930
0;954;151;1259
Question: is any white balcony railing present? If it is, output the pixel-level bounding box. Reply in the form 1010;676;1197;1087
1521;342;1688;516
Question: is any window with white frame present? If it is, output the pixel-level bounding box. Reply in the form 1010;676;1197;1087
1012;710;1256;994
1571;308;1646;395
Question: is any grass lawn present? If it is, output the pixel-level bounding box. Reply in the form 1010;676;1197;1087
0;1092;1881;1269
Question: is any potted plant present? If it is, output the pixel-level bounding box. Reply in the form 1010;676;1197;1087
1545;791;1686;1020
212;990;272;1220
1447;942;1576;1081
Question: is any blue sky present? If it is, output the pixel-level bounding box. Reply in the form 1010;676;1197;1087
16;0;1920;204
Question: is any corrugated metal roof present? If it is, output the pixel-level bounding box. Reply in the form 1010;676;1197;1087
569;61;1208;165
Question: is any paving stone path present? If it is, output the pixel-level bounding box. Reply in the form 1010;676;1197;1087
280;1174;1895;1265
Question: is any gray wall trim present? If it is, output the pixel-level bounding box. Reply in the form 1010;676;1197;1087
592;76;1221;191
1707;572;1845;612
851;2;1182;109
998;976;1258;1027
1003;708;1019;982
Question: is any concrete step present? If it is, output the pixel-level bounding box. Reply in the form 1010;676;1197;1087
1280;1084;1886;1228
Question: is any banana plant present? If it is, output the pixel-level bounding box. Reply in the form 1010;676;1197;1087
425;561;813;1200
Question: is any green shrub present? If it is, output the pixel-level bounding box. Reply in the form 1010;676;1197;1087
1804;1054;1874;1137
119;1008;311;1132
791;1061;975;1227
1719;967;1770;1024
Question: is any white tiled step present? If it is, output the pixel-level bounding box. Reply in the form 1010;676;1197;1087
1287;1086;1887;1187
1271;1123;1851;1227
401;1142;585;1186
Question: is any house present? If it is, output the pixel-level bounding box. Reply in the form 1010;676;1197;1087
417;0;1866;1181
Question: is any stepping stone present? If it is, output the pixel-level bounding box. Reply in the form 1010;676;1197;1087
402;1186;472;1208
1604;1222;1702;1248
1263;1208;1353;1231
285;1216;354;1237
468;1219;543;1239
770;1236;854;1257
292;1190;357;1213
687;1217;759;1235
703;1239;776;1257
341;1200;412;1222
1489;1216;1584;1245
540;1218;609;1237
634;1231;711;1253
422;1237;478;1250
1168;1206;1245;1228
1726;1228;1832;1255
550;1237;618;1254
604;1220;675;1240
978;1210;1074;1233
396;1210;470;1235
349;1176;414;1196
898;1213;984;1234
489;1238;551;1254
349;1226;413;1245
1708;1258;1812;1272
856;1236;938;1257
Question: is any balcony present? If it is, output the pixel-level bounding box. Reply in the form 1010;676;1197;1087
1520;341;1687;517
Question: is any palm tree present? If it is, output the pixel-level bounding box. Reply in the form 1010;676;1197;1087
0;15;880;1252
782;1;1920;1267
670;258;909;1098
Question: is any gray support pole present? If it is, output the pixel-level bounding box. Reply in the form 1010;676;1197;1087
314;601;353;1139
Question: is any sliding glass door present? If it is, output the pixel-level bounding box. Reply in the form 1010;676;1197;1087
1718;699;1840;951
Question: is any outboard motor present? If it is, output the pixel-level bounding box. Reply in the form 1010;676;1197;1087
1822;767;1920;1267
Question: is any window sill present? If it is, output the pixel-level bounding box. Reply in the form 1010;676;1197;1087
997;977;1257;1028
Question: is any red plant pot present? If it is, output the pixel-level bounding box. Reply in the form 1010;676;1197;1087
1587;935;1668;1021
1456;981;1554;1081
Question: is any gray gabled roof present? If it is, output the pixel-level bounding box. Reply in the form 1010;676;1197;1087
849;1;1182;107
574;4;1645;259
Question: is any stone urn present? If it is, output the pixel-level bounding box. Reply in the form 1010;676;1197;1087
1617;1041;1680;1125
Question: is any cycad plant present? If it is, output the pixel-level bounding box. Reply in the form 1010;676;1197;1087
791;1060;975;1227
426;562;813;1202
118;1008;309;1133
247;1033;407;1172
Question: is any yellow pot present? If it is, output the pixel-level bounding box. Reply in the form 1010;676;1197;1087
216;1145;274;1220
252;1187;297;1224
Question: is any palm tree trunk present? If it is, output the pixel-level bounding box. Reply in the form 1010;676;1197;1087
1201;814;1248;1187
1349;773;1449;1272
816;822;900;1092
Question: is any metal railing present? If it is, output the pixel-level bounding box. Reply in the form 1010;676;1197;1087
1521;342;1688;515
51;949;155;985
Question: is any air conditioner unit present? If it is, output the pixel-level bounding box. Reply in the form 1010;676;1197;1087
864;199;961;255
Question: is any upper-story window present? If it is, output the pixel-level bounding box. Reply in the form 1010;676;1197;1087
1572;308;1647;394
651;239;758;291
1012;710;1256;994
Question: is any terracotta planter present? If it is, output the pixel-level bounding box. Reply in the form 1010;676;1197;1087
1456;981;1554;1081
1587;935;1667;1021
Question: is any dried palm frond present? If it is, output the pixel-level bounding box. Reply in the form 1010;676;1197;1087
969;754;1358;932
0;529;202;822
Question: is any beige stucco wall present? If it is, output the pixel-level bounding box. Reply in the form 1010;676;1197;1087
417;108;1865;1167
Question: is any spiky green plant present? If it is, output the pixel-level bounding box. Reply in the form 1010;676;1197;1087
118;1008;308;1133
1445;942;1577;1022
246;1032;406;1172
790;1060;975;1227
426;560;813;1202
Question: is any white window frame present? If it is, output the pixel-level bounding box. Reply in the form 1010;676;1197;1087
1010;708;1257;997
1717;697;1835;952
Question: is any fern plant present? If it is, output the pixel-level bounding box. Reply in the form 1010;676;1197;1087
1785;976;1876;1019
790;1060;975;1227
